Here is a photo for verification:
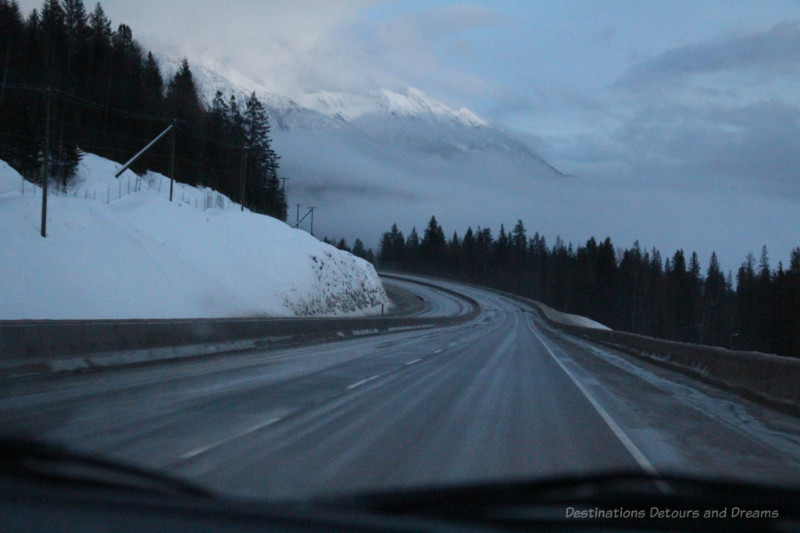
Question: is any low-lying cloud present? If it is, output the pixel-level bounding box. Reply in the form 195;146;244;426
622;21;800;84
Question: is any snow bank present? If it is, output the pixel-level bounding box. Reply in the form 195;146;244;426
534;301;610;331
0;154;388;319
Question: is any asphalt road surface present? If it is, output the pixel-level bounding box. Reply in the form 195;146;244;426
2;275;800;500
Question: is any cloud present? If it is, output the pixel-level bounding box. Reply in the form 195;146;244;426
548;19;800;202
622;21;800;85
347;4;506;101
559;97;800;203
700;100;800;193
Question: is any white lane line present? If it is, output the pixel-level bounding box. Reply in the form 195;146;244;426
525;315;660;476
346;374;382;390
433;348;443;354
405;358;422;366
180;416;281;460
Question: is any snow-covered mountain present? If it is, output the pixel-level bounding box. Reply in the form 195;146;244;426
158;54;564;248
160;53;561;180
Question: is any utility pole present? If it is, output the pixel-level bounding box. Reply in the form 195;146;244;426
169;121;175;202
241;107;256;212
308;206;316;236
239;145;248;211
40;87;51;238
296;204;301;226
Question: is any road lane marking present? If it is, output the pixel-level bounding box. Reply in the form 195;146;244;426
346;374;382;389
405;358;422;366
525;315;660;477
180;417;281;460
433;348;443;354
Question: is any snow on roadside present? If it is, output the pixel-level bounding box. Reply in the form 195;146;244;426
0;154;389;319
535;300;611;330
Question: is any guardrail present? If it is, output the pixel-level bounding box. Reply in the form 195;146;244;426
0;276;480;377
502;292;800;415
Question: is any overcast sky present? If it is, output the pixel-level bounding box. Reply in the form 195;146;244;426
16;0;800;266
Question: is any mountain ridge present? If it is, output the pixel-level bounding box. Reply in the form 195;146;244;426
158;53;561;174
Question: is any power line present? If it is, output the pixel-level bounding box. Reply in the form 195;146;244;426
1;83;169;123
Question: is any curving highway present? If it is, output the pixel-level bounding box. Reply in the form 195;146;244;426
1;275;799;500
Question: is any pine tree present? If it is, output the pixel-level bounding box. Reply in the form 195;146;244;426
461;227;475;280
619;241;645;332
735;252;757;349
406;227;421;268
0;0;37;173
243;92;282;217
786;247;800;356
352;238;367;259
420;215;446;273
510;219;528;292
474;227;493;284
165;58;203;185
754;245;773;351
62;0;89;82
165;58;202;124
492;224;511;289
38;0;66;83
702;252;729;345
87;2;111;82
378;223;405;269
447;230;461;276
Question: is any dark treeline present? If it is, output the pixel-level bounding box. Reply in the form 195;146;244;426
0;0;286;219
379;217;800;358
323;236;375;264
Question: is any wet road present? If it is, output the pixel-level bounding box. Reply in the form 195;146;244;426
2;276;799;499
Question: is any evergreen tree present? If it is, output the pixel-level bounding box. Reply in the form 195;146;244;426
461;227;476;280
38;0;66;83
62;0;89;84
420;215;446;273
378;223;405;270
785;247;800;356
735;252;757;349
474;227;493;284
406;227;421;267
702;252;729;346
447;230;461;276
491;224;511;289
618;241;645;332
0;0;37;173
87;2;111;83
165;58;202;124
165;58;203;185
243;92;283;218
352;238;367;259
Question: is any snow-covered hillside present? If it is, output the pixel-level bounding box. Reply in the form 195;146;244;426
0;154;389;320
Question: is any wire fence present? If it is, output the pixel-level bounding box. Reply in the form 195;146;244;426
16;173;238;213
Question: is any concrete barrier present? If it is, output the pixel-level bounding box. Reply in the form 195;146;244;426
0;279;480;377
512;294;800;414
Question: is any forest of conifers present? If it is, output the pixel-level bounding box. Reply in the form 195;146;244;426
0;0;286;219
379;217;800;358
